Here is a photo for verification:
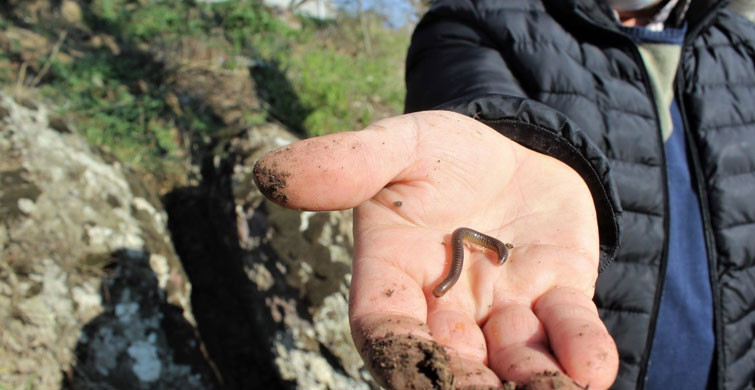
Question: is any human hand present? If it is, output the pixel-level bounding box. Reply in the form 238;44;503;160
253;111;618;389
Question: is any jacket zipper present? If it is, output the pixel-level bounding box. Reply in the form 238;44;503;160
628;46;671;390
568;11;672;390
675;6;725;386
674;71;723;390
572;5;724;389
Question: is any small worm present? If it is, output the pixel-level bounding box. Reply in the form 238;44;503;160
433;227;512;298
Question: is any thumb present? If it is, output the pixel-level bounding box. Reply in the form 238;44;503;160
252;114;420;211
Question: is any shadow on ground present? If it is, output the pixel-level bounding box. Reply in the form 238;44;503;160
62;249;218;389
162;158;296;389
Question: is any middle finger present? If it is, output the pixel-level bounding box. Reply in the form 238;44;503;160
483;304;563;383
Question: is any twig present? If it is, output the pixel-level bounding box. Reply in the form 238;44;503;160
357;0;373;55
15;62;28;97
30;30;68;87
73;99;132;115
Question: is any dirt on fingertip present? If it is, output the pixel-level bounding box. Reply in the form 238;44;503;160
252;159;291;206
457;371;584;390
364;333;455;389
458;385;517;390
361;331;582;390
522;371;587;390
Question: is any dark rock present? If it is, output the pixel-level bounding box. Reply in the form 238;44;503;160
152;34;263;128
0;92;216;389
164;122;376;389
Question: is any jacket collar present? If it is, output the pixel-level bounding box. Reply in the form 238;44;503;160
685;0;728;28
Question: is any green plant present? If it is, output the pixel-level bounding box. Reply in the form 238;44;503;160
90;0;205;43
43;50;186;173
212;1;294;51
25;0;408;183
283;14;408;135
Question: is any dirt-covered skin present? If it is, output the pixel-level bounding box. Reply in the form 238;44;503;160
359;329;586;390
524;371;589;390
455;371;586;390
364;332;455;389
252;155;292;206
357;319;585;390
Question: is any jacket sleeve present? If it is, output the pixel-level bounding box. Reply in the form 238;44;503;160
405;0;529;112
405;0;622;271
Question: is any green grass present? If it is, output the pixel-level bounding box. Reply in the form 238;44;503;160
89;0;206;42
43;50;187;175
213;1;296;51
295;31;407;134
250;12;409;135
202;1;408;135
23;0;409;180
0;15;17;84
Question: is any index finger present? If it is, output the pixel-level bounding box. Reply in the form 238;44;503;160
252;115;419;211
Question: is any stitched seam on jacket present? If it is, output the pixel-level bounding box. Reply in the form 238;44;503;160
506;39;584;64
699;119;755;132
612;256;662;266
715;169;755;183
598;307;651;315
621;207;662;218
539;91;656;120
604;107;655;120
720;219;755;231
691;41;755;49
727;300;755;326
721;262;755;274
694;81;755;89
608;157;661;169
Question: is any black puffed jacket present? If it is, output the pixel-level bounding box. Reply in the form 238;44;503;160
404;0;755;388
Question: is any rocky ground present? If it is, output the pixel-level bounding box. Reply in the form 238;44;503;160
0;16;380;386
1;0;378;387
0;92;213;388
0;87;374;389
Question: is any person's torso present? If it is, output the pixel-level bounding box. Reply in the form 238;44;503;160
462;1;755;387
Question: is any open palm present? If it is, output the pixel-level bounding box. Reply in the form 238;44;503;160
253;111;618;389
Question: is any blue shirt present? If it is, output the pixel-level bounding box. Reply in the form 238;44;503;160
645;100;715;389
